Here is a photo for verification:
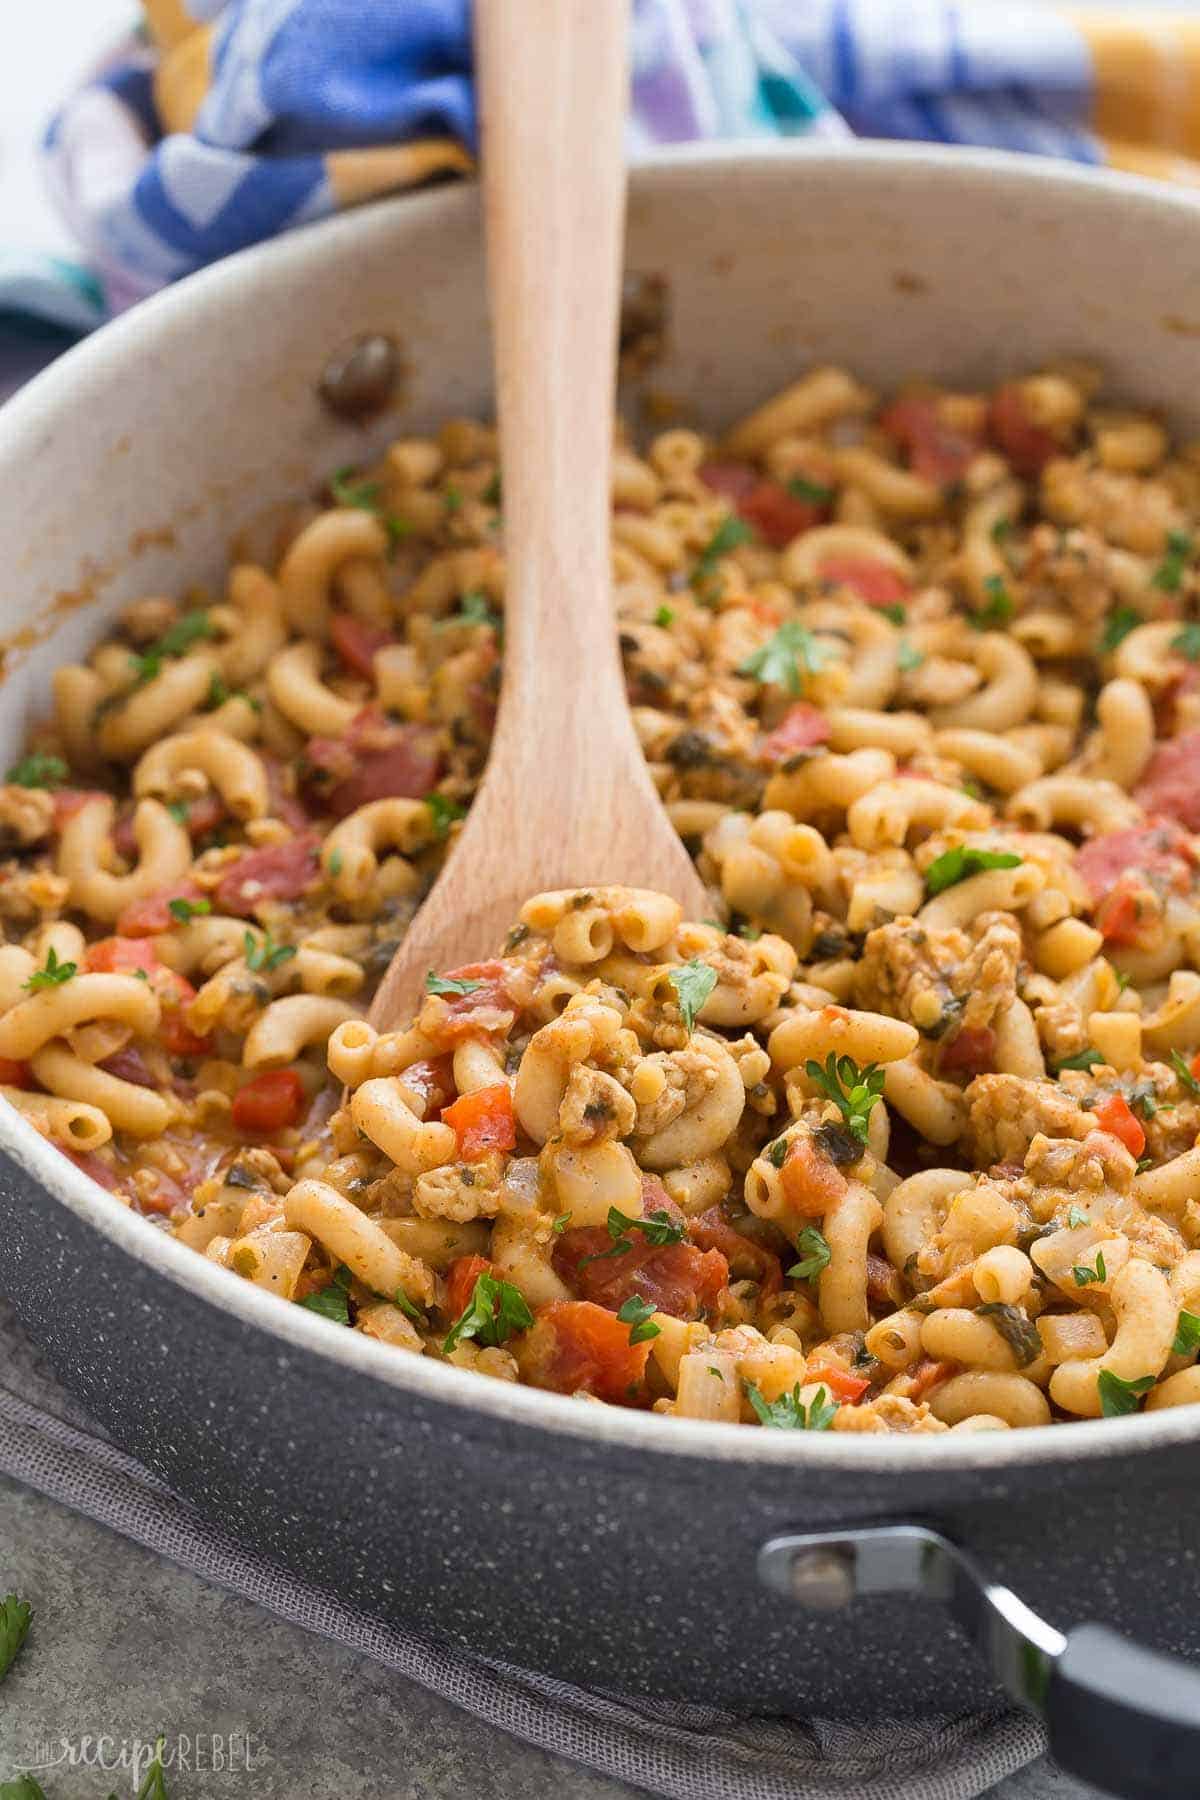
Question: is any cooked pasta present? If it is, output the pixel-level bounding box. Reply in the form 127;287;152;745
5;365;1200;1432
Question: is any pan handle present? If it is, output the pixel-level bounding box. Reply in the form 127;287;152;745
758;1524;1200;1800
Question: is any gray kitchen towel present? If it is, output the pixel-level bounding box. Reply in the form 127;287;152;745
0;1302;1048;1800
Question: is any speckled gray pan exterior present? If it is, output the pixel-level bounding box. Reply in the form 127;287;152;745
3;145;1200;1718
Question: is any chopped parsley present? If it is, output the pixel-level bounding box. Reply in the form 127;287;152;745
691;515;753;589
168;896;212;923
1067;1205;1090;1229
788;475;834;505
330;465;412;550
667;957;718;1034
1152;529;1194;593
129;608;215;684
1097;1368;1155;1417
456;589;501;630
1055;1047;1104;1073
765;1137;789;1169
924;845;1021;897
897;639;924;673
482;472;502;507
167;800;190;825
804;1052;886;1146
745;1380;838;1431
616;1293;660;1345
654;604;675;628
1171;1049;1200;1096
990;517;1013;545
297;1272;352;1325
426;970;484;998
443;483;464;513
244;929;296;974
969;573;1014;630
1172;622;1200;662
426;793;466;840
23;947;75;991
5;753;67;789
206;671;231;710
737;620;829;695
582;1205;685;1265
0;1592;32;1685
1174;1309;1200;1356
787;1225;831;1282
551;1212;572;1234
328;849;343;877
1072;1250;1107;1287
394;1287;424;1323
879;603;906;625
443;1272;533;1353
1100;606;1143;653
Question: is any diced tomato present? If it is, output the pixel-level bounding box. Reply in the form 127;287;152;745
117;881;207;936
61;1148;123;1193
818;557;910;608
329;612;396;680
112;807;137;860
1093;1092;1146;1159
780;1136;848;1218
698;460;759;503
689;1206;783;1297
304;708;441;818
0;1057;31;1088
52;788;107;830
173;791;226;841
989;384;1062;478
804;1361;871;1404
554;1189;728;1319
880;393;980;485
1191;1053;1200;1083
441;1083;516;1161
86;936;160;976
1075;821;1194;903
157;972;211;1059
443;1253;495;1321
939;1025;995;1079
1135;733;1200;832
231;1069;307;1134
908;1357;957;1403
759;703;831;765
215;833;321;916
1093;879;1153;948
398;1055;457;1113
427;959;517;1043
515;1300;651;1404
736;481;827;549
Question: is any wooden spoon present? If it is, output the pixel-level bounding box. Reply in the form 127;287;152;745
370;0;707;1029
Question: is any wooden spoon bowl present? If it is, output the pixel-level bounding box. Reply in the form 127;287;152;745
371;0;706;1030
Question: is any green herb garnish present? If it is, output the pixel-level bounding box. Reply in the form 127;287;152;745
765;1137;788;1169
1100;606;1142;653
654;605;675;628
1073;1249;1107;1287
924;846;1021;897
970;573;1014;630
1097;1368;1155;1417
1173;623;1200;662
788;475;834;505
1173;1309;1200;1356
129;608;215;685
667;958;718;1034
297;1283;351;1325
583;1205;686;1265
426;793;466;841
692;516;753;589
426;970;484;998
1055;1048;1104;1073
1152;529;1193;593
444;484;464;513
1171;1049;1200;1096
0;1593;32;1685
787;1226;831;1282
482;472;502;507
804;1052;886;1146
897;639;924;672
745;1380;838;1431
330;465;411;549
23;947;75;991
5;753;67;789
443;1272;533;1353
616;1293;660;1346
738;620;829;695
551;1212;572;1234
244;929;296;974
168;897;212;923
990;517;1013;545
394;1288;424;1323
1067;1205;1090;1229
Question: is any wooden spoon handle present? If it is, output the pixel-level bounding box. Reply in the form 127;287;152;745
475;0;633;771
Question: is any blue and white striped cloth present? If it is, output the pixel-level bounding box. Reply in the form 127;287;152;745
9;0;1199;344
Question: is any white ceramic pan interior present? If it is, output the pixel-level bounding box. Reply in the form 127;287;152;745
4;141;1200;1467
